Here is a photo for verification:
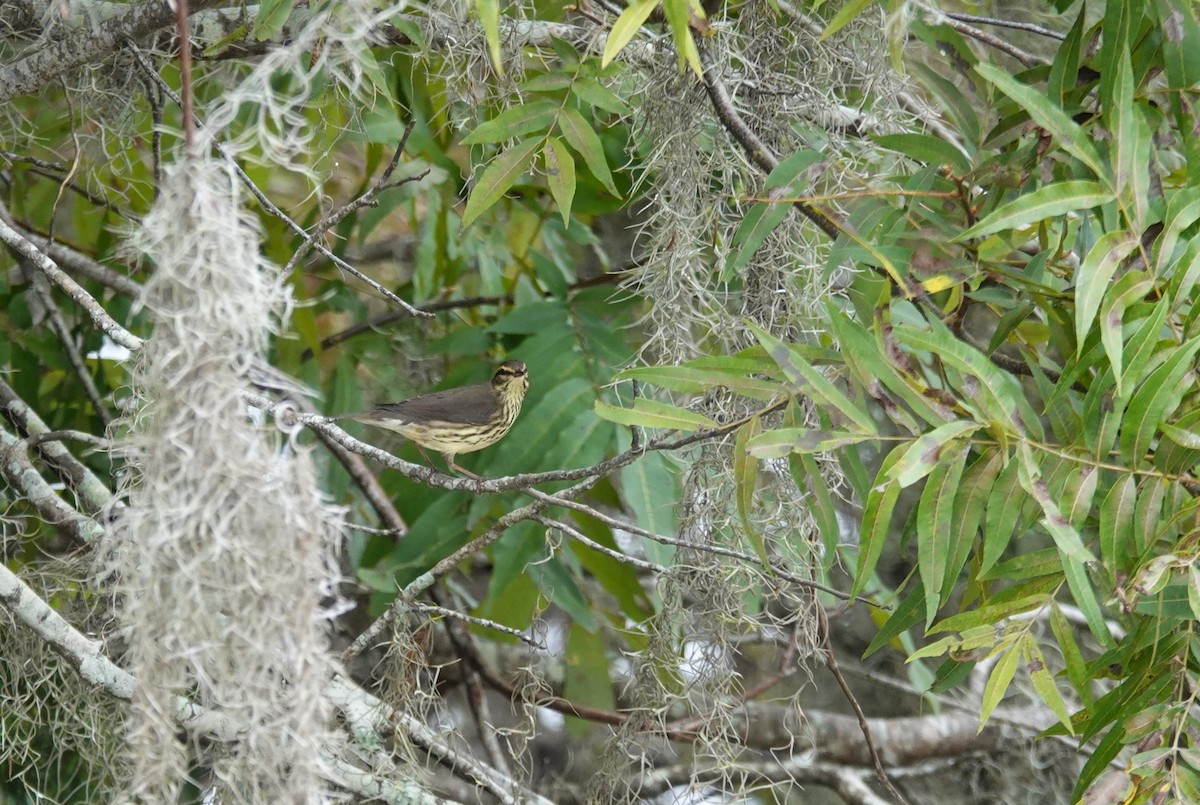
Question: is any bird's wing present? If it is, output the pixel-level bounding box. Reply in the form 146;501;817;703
369;383;499;426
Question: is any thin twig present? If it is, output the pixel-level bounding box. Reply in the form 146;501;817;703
282;123;425;274
412;601;546;650
174;0;195;154
0;216;143;352
943;11;1065;41
819;604;910;805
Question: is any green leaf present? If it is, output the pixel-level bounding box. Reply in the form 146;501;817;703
852;444;906;598
1119;336;1200;465
765;149;825;191
979;638;1021;728
460;138;541;229
980;455;1021;574
734;416;768;569
791;452;841;571
594;397;716;431
873;133;971;176
543;136;577;226
1026;639;1075;735
463;101;558;144
974;63;1108;181
943;449;1001;601
1155;187;1200;273
819;0;877;41
571;78;632;115
745;428;875;458
253;0;293;41
894;322;1032;436
1049;601;1092;705
1098;474;1136;571
917;440;969;625
529;553;598;630
726;198;794;278
1059;465;1098;530
564;621;616;715
662;0;703;77
1016;443;1095;564
1074;230;1140;353
932;594;1051;634
826;305;948;427
602;0;659;67
747;321;877;435
1099;271;1155;395
958;182;1112;241
622;451;678;566
864;581;926;658
888;420;980;488
1063;555;1114;649
558;106;619;196
617;365;780;400
475;0;504;74
1108;51;1151;228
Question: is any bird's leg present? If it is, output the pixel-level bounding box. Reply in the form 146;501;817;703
412;443;440;473
444;453;483;480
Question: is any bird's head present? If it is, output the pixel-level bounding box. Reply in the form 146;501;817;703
492;360;529;403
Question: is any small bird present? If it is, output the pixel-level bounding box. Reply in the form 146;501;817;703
337;361;529;479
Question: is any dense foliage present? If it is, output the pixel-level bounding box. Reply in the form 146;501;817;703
2;0;1200;802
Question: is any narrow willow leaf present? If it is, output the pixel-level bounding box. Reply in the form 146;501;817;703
733;417;769;570
1134;478;1169;556
980;455;1019;574
558;106;619;195
932;594;1051;634
958;181;1112;242
571;77;632;115
1026;639;1076;735
253;0;293;41
727;198;794;277
864;581;926;658
745;428;875;458
1016;443;1096;564
1047;6;1086;106
873;133;972;175
979;638;1021;728
1099;271;1155;395
851;444;908;598
975;63;1108;181
461;138;540;229
662;0;703;77
894;323;1031;435
747;322;877;435
818;0;875;41
1109;51;1151;228
1189;566;1200;622
1060;465;1098;530
602;0;659;67
790;453;841;570
1099;474;1136;571
1158;413;1200;473
1074;230;1140;353
888;420;980;488
463;101;558;144
474;0;504;73
594;398;716;431
617;365;780;400
1155;187;1200;273
1049;601;1093;705
1119;336;1200;464
942;449;1001;603
1063;556;1115;649
543;137;576;225
826;305;948;427
917;441;970;625
765;150;825;190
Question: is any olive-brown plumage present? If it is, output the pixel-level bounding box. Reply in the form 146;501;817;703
343;361;529;479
